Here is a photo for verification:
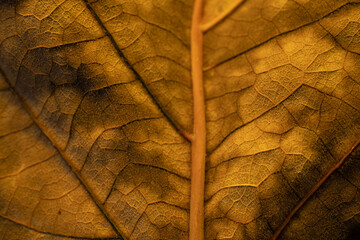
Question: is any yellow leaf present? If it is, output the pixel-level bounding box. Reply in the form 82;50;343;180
1;0;360;239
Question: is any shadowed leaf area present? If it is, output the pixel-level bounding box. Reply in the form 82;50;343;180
348;225;360;240
0;0;360;239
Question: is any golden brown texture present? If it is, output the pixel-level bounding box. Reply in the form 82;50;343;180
0;0;190;239
1;0;360;239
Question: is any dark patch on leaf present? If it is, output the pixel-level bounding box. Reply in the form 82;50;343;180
347;224;360;240
75;63;107;96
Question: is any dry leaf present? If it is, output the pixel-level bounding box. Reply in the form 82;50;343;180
0;0;360;239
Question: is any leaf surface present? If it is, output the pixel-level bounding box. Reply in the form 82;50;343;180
1;0;360;239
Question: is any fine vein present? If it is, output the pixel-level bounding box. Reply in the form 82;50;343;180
83;0;192;142
0;68;125;240
189;0;206;239
0;215;118;240
272;139;360;239
202;2;356;71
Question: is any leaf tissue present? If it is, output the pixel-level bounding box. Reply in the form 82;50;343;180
0;0;360;239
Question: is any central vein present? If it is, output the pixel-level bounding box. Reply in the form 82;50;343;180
189;0;206;239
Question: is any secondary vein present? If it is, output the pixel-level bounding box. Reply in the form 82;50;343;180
0;68;125;239
83;0;192;142
271;139;360;239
